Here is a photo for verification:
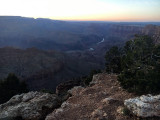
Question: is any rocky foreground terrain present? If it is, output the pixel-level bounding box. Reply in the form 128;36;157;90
1;73;160;120
46;73;135;120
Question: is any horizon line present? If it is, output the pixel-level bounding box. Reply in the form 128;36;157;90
1;15;160;23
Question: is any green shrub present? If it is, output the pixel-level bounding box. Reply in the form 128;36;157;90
106;35;160;94
105;46;122;73
122;107;130;116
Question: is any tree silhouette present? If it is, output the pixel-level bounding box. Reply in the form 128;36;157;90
0;73;28;104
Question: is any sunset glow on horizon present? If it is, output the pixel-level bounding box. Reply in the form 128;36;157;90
0;0;160;22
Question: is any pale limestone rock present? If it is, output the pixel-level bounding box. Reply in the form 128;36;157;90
0;91;60;120
90;74;101;85
124;94;160;117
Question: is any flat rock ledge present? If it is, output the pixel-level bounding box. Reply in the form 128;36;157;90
0;91;61;120
124;94;160;118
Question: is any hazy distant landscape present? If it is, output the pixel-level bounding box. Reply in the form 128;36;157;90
0;16;160;91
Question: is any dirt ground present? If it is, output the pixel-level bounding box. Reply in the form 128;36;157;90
46;73;157;120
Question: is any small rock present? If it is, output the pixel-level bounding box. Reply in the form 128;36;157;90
91;109;108;119
117;106;124;115
103;113;107;117
102;97;117;104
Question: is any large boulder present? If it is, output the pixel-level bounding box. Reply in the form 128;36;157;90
0;91;61;120
124;94;160;117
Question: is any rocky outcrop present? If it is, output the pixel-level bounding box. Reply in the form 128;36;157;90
2;74;160;120
45;73;134;120
0;91;60;120
124;94;160;117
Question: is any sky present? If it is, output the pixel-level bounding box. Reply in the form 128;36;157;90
0;0;160;22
